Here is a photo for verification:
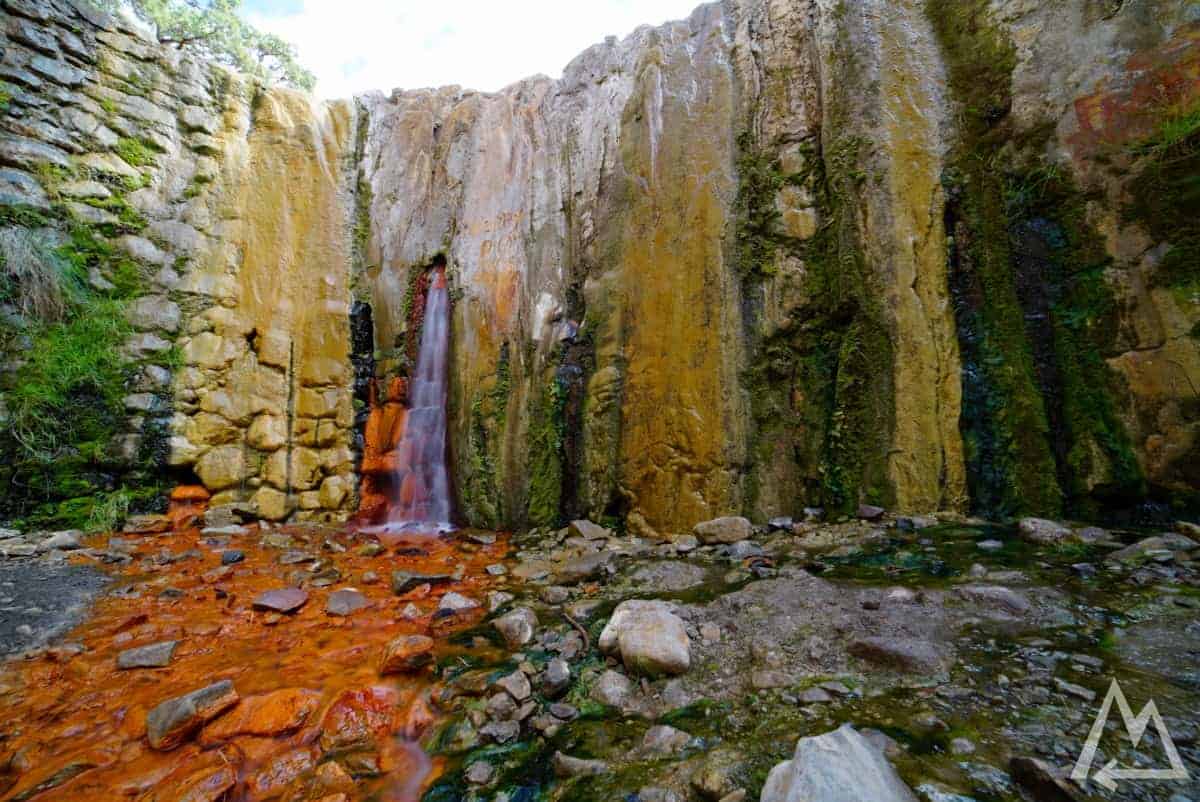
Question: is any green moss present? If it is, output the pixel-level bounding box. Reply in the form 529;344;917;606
0;82;12;108
527;366;567;527
733;132;786;279
1125;100;1200;294
114;137;158;169
463;343;511;527
929;0;1144;518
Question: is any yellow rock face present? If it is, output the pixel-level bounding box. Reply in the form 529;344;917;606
169;82;360;515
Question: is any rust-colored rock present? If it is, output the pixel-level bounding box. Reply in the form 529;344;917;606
145;680;240;750
319;686;402;753
198;688;321;745
379;634;435;674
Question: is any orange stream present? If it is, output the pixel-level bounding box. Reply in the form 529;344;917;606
0;521;509;801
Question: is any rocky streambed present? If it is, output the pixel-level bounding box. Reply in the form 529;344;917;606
0;511;1198;802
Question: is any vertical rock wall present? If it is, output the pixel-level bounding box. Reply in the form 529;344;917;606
1;0;1196;531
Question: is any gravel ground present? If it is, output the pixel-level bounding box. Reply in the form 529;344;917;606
0;558;109;656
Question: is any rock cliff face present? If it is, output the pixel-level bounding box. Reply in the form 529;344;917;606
1;0;1197;533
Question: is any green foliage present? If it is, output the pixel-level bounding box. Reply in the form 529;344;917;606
0;82;13;109
88;0;315;91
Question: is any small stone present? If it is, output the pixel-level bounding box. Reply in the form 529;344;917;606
494;607;537;649
949;737;976;755
674;534;700;552
700;622;722;643
553;751;609;778
379;635;435;674
542;658;571;696
400;603;422;620
549;702;578;720
1009;757;1077;802
465;762;494;785
640;724;691;756
485;563;507;576
1053;678;1096;702
39;531;82;552
146;680;240;750
326;589;369;616
117;640;178;669
1018;518;1072;545
487;591;515;611
857;504;886;521
221;550;244;565
438;592;479;613
252;588;308;614
494;670;532;701
540;585;570;604
124;515;171;534
480;719;520;744
798;687;833;704
486;691;517;719
590;669;634;708
768;516;794;531
569;519;611;540
392;569;455;595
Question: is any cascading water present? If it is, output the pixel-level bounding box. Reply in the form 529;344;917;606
376;267;454;533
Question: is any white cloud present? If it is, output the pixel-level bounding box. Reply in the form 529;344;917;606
245;0;706;98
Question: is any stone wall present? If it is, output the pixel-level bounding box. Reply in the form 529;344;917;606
0;0;359;525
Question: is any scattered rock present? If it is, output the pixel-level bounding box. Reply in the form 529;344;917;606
480;719;520;744
1018;518;1072;545
694;516;752;544
199;688;320;744
857;504;886;521
379;634;435;674
124;515;170;534
487;591;515;611
590;669;634;708
117;640;177;669
956;585;1031;616
494;670;532;701
761;724;918;802
465;762;495;785
392;569;457;595
325;589;369;616
553;751;609;778
569;519;611;540
555;551;611;584
542;658;571;697
640;724;691;756
438;592;479;613
252;588;308;614
146;680;240;750
977;539;1004;552
630;561;707;592
494;607;538;649
848;637;944;674
220;550;244;565
598;599;691;676
38;531;82;552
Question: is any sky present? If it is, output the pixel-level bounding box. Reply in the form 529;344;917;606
243;0;707;99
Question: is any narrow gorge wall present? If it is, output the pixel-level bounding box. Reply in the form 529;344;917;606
1;0;1197;533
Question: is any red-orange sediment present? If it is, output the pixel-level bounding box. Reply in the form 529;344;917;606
0;523;509;801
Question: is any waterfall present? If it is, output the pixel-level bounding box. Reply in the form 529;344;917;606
377;267;454;533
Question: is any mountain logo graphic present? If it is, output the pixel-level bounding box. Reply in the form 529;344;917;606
1071;678;1191;791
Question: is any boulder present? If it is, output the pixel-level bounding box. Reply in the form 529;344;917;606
857;504;886;521
146;680;240;750
553;752;609;778
760;724;918;802
124;514;170;534
598;599;690;676
1106;534;1197;565
554;551;611;584
956;585;1032;616
693;516;752;544
439;592;479;613
590;669;634;708
199;688;321;745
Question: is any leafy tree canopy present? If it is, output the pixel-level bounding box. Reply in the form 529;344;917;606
90;0;315;91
